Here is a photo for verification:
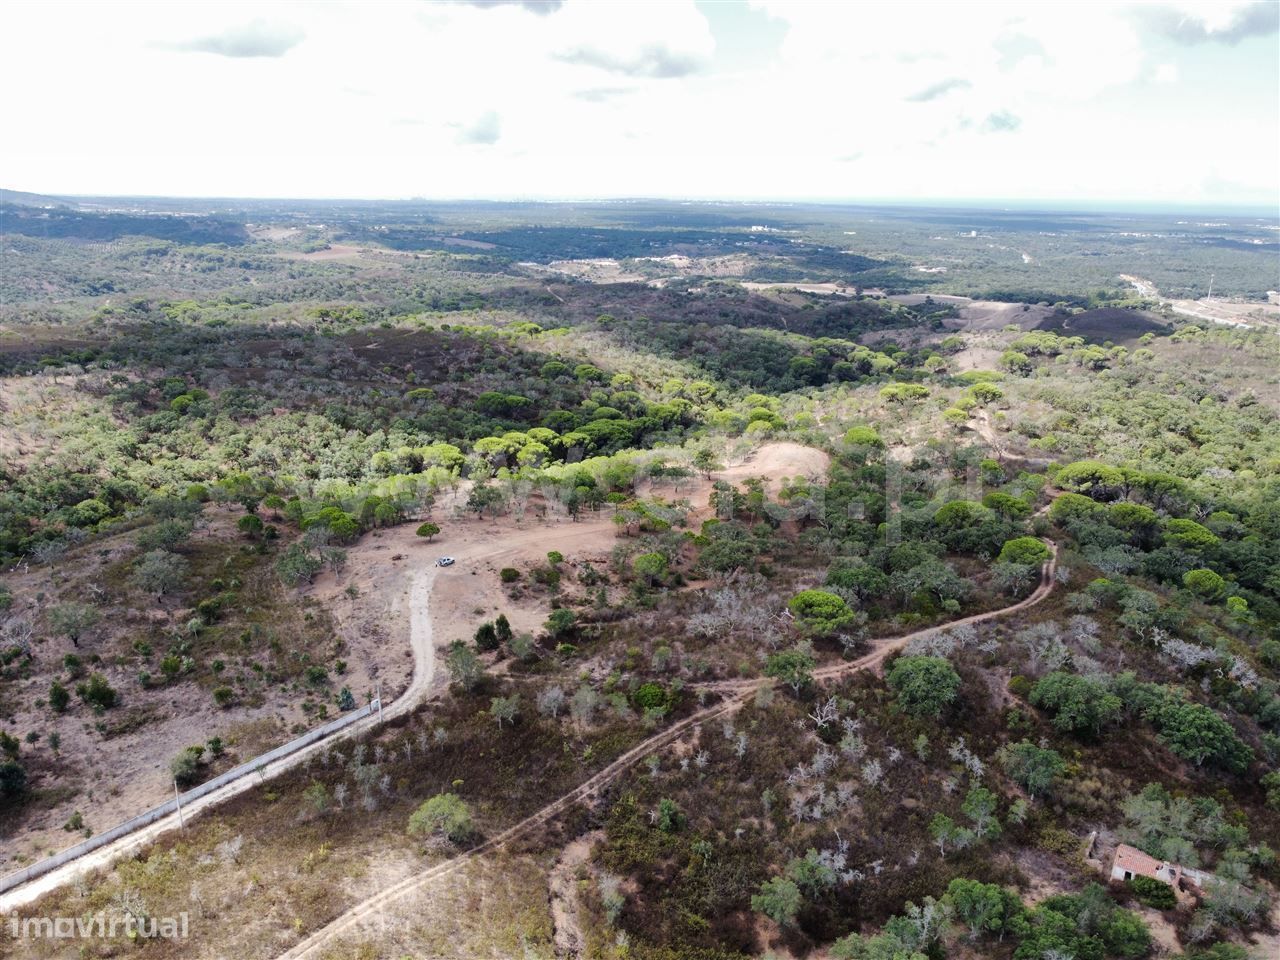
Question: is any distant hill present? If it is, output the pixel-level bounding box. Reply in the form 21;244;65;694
0;187;73;208
0;200;249;245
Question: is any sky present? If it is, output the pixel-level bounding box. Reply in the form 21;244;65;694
3;0;1278;207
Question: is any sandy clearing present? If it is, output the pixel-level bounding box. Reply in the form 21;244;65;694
2;443;827;909
889;294;972;307
248;226;301;242
887;294;1055;332
739;281;859;297
950;344;1004;373
952;301;1055;331
275;244;367;261
1121;275;1280;330
329;439;831;699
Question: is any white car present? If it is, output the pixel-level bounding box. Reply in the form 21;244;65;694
435;557;455;567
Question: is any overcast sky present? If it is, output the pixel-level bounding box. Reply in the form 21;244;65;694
4;0;1278;207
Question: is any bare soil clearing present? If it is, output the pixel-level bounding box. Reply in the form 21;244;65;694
0;444;827;909
247;226;300;242
1122;274;1280;330
548;830;602;957
0;507;335;872
887;294;1055;331
739;281;858;297
311;439;831;706
275;244;366;261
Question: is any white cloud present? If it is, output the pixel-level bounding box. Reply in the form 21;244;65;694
1;0;1275;205
1137;1;1279;45
554;43;705;78
168;18;304;58
455;111;502;145
905;78;972;103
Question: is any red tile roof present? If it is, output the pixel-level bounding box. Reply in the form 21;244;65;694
1112;843;1166;880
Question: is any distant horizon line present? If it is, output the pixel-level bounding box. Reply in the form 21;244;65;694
4;186;1278;219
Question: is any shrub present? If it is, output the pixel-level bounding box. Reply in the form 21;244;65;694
999;741;1066;799
48;680;70;713
1030;672;1121;739
76;673;118;711
1008;675;1033;698
997;536;1051;566
633;682;669;712
1036;826;1079;857
751;877;802;927
632;552;668;585
531;566;561;588
655;797;683;833
337;687;356;711
544;608;576;638
1186;946;1250;960
787;589;856;636
494;614;512;644
133;548;189;596
1128;875;1176;910
0;760;28;800
474;621;500;651
887;655;961;718
170;746;204;786
499;567;520;583
1182;568;1226;600
212;686;234;708
408;792;473;843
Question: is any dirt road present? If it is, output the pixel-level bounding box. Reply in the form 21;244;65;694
0;443;827;911
277;540;1058;959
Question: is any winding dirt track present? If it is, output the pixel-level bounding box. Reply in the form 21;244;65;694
277;540;1058;959
0;442;823;912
